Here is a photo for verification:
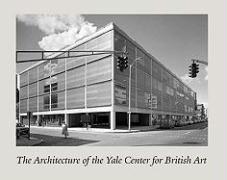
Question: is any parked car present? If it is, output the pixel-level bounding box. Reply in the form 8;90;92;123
175;119;187;127
160;118;175;129
16;123;29;139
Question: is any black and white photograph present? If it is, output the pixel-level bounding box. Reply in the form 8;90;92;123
1;0;227;179
16;14;208;146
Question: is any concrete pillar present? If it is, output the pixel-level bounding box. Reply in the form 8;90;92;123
19;115;21;123
37;115;41;126
149;113;153;126
110;111;116;130
65;114;69;126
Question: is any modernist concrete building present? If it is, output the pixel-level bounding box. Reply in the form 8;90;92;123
18;23;197;129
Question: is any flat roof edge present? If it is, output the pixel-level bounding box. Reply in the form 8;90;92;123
18;22;195;93
18;22;115;75
113;24;195;93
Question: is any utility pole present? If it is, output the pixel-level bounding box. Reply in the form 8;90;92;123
128;57;142;131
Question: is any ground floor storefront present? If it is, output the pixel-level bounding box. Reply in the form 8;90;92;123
20;111;151;129
20;109;196;130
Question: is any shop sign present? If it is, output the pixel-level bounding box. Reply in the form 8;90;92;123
115;84;127;105
151;95;157;109
144;92;152;109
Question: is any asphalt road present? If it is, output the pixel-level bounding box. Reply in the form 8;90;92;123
30;122;208;146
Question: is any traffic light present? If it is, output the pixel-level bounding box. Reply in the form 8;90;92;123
117;56;124;71
189;62;199;78
123;55;128;69
189;64;193;77
117;55;128;72
195;63;199;74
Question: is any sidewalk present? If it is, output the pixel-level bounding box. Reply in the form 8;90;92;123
16;136;43;146
31;125;160;133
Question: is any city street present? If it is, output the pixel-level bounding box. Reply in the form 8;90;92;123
24;122;208;146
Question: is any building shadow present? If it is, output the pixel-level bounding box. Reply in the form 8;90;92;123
29;134;99;146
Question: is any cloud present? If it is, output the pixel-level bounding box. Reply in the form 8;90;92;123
38;24;96;51
17;14;97;51
180;74;194;85
181;67;207;85
180;73;202;85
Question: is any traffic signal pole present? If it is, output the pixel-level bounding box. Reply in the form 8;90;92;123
16;50;126;63
128;57;142;131
191;59;208;66
128;64;132;131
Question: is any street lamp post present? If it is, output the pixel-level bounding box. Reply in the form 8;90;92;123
128;65;132;131
128;57;142;131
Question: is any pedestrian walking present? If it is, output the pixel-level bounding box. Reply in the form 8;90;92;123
62;123;69;138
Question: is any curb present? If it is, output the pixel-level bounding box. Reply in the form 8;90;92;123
30;125;160;133
16;137;44;146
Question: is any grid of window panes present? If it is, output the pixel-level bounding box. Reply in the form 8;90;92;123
114;31;151;109
114;29;196;115
66;30;113;108
152;60;195;114
19;30;114;113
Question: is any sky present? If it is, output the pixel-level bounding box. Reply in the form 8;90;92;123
16;14;208;107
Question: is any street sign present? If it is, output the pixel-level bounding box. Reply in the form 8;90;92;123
115;84;127;105
151;96;157;109
144;92;152;109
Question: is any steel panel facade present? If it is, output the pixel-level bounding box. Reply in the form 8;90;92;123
20;99;27;113
67;44;86;70
29;96;37;112
87;56;112;85
114;31;152;110
52;72;65;91
29;83;37;97
86;31;113;64
67;87;85;109
29;67;38;84
51;59;65;75
87;81;111;107
20;86;28;100
67;66;85;89
38;78;48;95
20;72;28;87
19;24;196;118
114;28;196;116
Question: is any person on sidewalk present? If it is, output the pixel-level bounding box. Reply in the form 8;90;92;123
61;123;69;139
